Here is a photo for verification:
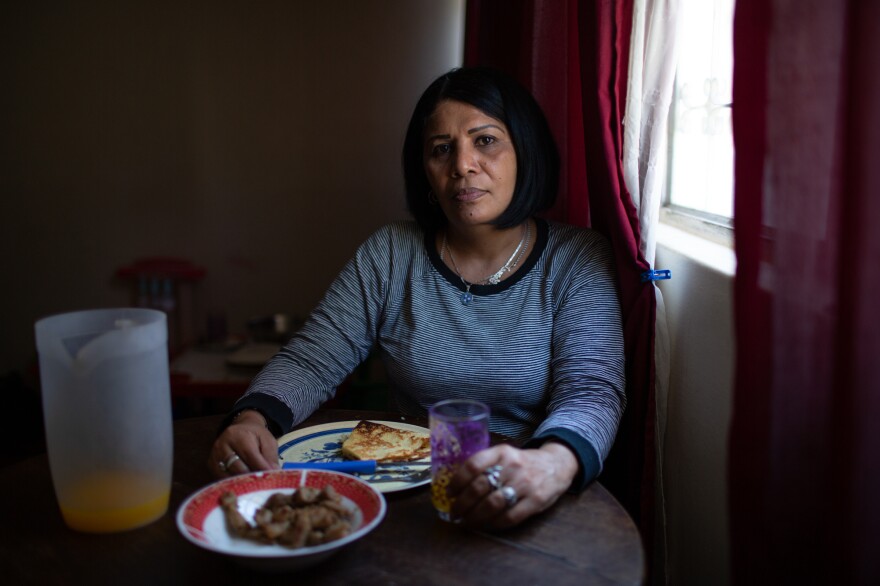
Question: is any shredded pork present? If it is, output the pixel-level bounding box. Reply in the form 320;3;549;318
219;485;355;548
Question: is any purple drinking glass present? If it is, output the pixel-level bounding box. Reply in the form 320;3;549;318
429;399;490;521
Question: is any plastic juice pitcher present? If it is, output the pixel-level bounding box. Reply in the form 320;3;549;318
34;308;173;533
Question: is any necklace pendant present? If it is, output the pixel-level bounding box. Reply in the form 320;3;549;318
460;291;474;305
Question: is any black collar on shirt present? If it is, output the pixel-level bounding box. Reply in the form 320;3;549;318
424;217;550;295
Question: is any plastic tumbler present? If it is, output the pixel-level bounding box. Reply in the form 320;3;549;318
34;308;173;533
429;399;490;521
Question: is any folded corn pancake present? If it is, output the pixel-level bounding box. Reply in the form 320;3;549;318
341;420;431;462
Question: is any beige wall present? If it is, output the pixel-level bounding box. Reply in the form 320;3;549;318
1;0;465;376
656;231;735;585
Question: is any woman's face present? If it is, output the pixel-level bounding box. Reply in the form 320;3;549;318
422;100;517;230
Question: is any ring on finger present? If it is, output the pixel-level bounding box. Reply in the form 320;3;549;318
500;485;518;508
484;465;503;491
222;453;241;471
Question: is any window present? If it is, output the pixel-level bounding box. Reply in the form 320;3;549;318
666;0;735;236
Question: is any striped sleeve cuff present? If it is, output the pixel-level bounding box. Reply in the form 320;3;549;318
217;393;292;437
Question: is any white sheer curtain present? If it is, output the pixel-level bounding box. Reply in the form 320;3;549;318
622;1;680;582
624;0;680;265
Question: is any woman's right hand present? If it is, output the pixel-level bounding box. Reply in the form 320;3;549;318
208;409;281;477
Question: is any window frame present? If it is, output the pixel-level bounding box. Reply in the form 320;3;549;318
661;0;735;247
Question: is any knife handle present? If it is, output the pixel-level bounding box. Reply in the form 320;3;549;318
281;460;377;474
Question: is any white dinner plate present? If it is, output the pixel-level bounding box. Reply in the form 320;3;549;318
224;343;281;367
277;420;431;494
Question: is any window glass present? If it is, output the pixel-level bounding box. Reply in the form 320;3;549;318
667;0;736;222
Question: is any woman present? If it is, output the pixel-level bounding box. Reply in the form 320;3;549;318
209;67;626;529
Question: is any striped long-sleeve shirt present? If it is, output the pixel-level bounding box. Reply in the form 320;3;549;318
232;218;626;490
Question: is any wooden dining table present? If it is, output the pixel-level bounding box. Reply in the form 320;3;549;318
0;409;645;585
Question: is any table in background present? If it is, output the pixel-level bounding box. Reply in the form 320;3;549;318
0;410;645;585
169;343;277;417
169;346;390;417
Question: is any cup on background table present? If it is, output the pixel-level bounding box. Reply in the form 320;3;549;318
34;308;174;533
429;399;490;521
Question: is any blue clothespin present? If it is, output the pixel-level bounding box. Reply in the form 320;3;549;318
641;269;671;283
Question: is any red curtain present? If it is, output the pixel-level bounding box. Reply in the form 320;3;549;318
465;0;656;556
730;1;880;583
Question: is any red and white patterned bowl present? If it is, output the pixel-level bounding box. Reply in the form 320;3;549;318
176;469;386;572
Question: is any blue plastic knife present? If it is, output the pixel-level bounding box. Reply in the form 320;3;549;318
281;460;430;474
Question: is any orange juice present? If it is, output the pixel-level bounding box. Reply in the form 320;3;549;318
430;466;454;520
57;471;170;533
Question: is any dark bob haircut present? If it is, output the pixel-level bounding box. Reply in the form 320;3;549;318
402;67;560;232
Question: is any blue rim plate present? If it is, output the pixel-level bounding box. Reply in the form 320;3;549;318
277;420;431;494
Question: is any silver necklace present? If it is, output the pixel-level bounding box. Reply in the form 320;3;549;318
440;222;531;306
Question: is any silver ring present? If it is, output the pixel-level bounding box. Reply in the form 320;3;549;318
484;465;503;491
221;453;241;472
500;485;518;508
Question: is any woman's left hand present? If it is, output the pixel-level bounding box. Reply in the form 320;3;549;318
446;441;579;529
